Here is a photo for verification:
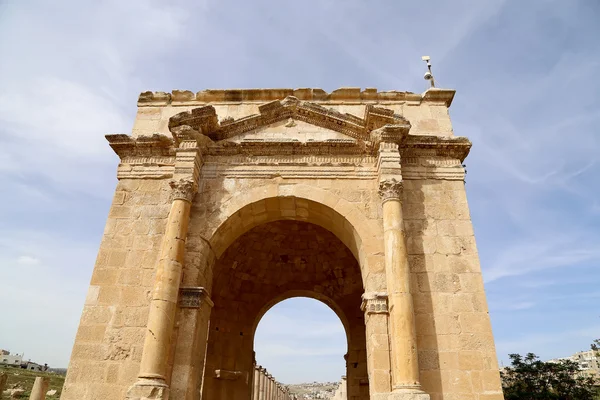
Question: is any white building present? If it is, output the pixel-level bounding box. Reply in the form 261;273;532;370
0;350;23;367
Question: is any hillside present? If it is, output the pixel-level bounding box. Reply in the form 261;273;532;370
287;381;340;399
1;367;65;397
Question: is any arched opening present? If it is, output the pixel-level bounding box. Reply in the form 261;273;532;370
254;298;347;389
200;219;369;400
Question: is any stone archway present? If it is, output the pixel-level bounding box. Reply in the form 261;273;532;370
61;87;506;400
201;217;369;400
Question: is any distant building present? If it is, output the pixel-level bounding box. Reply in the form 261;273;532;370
548;349;599;381
0;350;23;367
24;362;44;372
331;376;347;400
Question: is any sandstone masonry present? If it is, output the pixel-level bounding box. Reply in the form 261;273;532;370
60;87;504;400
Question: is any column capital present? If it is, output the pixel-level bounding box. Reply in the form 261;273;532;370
178;286;214;309
378;178;403;202
169;178;198;203
361;292;389;314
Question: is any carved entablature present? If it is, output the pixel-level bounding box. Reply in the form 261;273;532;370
168;96;411;143
361;292;389;314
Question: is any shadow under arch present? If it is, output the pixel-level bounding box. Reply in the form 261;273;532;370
200;218;370;400
251;291;351;350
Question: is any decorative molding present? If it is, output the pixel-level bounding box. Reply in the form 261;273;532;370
361;292;389;314
178;286;213;308
378;179;403;202
208;139;370;156
201;165;378;180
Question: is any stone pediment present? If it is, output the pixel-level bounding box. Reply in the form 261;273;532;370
227;119;353;143
168;96;411;144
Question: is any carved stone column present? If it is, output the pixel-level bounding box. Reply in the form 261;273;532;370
268;375;274;400
126;178;198;399
253;366;260;400
379;179;429;399
259;368;266;400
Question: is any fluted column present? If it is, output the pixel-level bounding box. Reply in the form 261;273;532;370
265;374;271;400
253;365;261;400
379;178;428;398
126;178;197;398
259;368;266;400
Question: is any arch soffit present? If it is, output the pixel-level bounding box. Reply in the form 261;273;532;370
251;291;351;349
201;183;384;280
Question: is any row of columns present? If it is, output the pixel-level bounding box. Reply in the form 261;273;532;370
251;365;295;400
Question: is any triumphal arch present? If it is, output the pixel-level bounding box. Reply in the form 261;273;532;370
61;87;504;400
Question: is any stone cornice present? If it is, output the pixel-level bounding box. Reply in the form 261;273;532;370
106;133;174;158
138;87;455;106
402;135;471;162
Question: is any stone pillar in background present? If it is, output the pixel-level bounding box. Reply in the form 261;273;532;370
259;368;266;400
126;178;197;399
0;372;7;396
29;377;49;400
268;375;274;400
253;366;260;400
379;178;429;400
265;374;271;400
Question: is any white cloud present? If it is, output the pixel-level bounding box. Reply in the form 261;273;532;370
16;256;41;266
484;234;600;282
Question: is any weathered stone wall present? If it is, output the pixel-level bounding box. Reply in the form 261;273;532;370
405;179;503;399
61;180;170;399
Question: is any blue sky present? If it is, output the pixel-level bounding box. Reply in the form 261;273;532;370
0;0;599;384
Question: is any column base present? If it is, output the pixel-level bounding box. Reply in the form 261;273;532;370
370;389;430;400
126;379;169;400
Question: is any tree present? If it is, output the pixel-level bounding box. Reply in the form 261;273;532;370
501;352;597;400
